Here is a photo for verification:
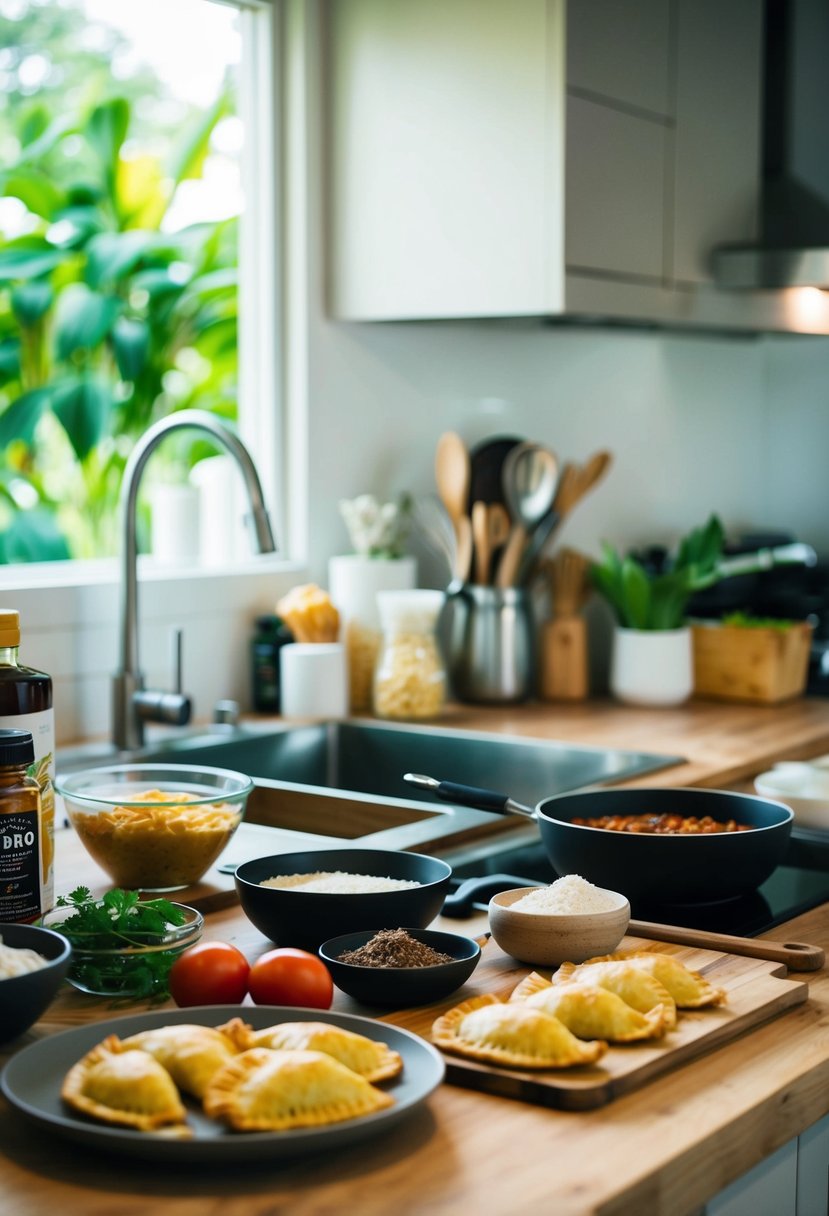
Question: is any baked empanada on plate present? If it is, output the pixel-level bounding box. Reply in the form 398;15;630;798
247;1021;403;1083
510;972;666;1042
203;1048;394;1132
554;960;678;1029
116;1018;250;1099
431;993;606;1070
582;950;727;1008
61;1037;187;1131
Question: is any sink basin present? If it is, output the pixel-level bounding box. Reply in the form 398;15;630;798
57;720;683;861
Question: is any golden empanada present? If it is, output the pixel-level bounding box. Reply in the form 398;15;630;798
510;972;666;1042
61;1037;187;1131
247;1022;403;1083
431;993;606;1070
203;1048;394;1131
115;1020;250;1099
554;960;678;1029
582;950;727;1008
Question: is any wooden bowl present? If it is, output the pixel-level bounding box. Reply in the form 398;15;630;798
488;887;630;967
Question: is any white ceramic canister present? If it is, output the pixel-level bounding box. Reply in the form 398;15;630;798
328;554;417;711
279;643;349;719
609;626;693;707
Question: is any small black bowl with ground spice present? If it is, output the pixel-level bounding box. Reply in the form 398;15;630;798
319;927;482;1008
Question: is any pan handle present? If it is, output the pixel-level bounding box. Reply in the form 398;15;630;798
403;773;536;818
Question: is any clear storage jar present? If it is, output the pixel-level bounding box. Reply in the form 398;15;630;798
373;590;447;721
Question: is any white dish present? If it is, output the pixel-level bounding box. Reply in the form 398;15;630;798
0;1005;444;1163
754;767;829;831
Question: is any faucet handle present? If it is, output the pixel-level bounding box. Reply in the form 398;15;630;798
132;625;193;727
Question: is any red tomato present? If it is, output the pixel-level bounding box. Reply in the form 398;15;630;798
248;948;334;1009
169;941;250;1007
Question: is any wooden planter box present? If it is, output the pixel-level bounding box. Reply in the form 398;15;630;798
691;621;813;704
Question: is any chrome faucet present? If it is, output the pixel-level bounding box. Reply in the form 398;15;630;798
112;409;277;751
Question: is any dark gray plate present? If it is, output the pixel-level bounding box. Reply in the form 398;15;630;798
0;1005;444;1163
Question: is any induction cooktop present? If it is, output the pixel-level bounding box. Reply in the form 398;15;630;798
442;828;829;936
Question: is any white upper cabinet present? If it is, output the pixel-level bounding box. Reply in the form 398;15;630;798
326;0;565;320
325;0;829;332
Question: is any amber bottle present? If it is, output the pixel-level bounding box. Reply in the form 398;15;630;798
0;609;54;914
0;729;45;923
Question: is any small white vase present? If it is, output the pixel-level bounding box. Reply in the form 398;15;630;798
610;626;693;707
328;554;417;711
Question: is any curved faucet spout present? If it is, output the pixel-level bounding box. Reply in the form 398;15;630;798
113;409;277;751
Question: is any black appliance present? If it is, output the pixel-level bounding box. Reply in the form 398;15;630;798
443;828;829;936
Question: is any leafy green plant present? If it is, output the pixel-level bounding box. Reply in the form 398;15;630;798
0;87;238;561
53;886;189;999
591;515;726;630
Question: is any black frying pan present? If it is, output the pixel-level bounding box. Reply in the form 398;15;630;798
404;776;794;905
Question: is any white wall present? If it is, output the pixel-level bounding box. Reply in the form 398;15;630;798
306;316;829;586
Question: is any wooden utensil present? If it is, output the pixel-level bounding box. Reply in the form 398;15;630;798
471;501;512;584
628;919;825;972
435;431;473;581
540;548;591;701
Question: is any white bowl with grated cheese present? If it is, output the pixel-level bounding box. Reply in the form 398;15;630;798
488;875;630;967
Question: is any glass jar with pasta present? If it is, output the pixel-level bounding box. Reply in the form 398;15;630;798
373;590;447;721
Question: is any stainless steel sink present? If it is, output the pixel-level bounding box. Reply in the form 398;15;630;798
57;719;683;861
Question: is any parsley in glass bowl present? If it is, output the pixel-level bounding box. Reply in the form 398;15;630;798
43;888;203;999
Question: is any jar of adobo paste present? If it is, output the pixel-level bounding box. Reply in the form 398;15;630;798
0;729;46;924
373;590;446;721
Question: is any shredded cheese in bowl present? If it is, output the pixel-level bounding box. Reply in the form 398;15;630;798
0;935;47;980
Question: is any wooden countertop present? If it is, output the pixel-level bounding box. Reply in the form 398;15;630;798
5;697;829;1215
2;888;828;1216
429;694;829;788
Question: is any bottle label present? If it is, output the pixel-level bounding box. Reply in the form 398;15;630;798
0;808;42;923
0;708;55;916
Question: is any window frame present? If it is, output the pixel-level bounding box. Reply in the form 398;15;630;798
0;0;290;587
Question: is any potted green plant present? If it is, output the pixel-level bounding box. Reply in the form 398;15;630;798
590;515;726;706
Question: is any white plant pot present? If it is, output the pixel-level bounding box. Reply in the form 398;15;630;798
610;626;693;707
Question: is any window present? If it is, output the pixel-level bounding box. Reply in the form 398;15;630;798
0;0;279;566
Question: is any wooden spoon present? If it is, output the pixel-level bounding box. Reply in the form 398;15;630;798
435;431;473;581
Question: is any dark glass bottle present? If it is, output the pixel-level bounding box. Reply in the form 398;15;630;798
0;609;55;914
0;729;45;923
250;615;293;712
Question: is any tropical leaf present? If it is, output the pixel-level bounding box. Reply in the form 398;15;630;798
13;113;76;166
168;89;230;188
0;338;21;379
85;98;130;187
51;376;112;460
0;387;53;447
2;169;64;221
0;508;72;563
0;241;66;283
11;280;53;327
84;231;153;288
111;316;150;382
116;154;170;231
53;284;119;359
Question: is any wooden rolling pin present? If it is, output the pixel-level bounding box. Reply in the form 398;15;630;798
629;919;825;972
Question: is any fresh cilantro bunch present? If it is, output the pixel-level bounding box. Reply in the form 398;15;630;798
54;887;191;1001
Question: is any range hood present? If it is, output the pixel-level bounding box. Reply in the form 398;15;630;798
713;0;829;290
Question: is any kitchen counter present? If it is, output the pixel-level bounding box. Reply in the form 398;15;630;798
430;694;829;789
4;697;829;1215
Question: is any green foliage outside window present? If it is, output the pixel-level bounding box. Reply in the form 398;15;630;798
0;4;239;562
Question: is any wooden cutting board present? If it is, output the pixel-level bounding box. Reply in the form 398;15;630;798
385;933;810;1111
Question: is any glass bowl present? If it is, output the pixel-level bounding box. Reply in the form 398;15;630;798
55;764;254;892
42;902;203;998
